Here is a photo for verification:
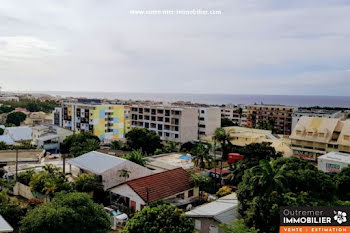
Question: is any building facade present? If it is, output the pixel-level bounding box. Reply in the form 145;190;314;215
292;108;344;131
247;105;295;135
220;105;247;126
53;103;130;142
130;105;220;143
290;117;350;161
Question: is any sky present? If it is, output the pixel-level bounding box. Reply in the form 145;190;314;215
0;0;350;96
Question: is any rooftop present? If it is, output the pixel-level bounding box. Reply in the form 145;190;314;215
318;152;350;164
126;168;192;203
67;151;128;174
0;214;13;232
0;135;15;145
185;193;239;223
148;153;194;170
0;149;44;163
5;126;32;141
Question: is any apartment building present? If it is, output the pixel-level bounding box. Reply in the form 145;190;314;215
198;107;221;138
130;105;220;143
290;116;350;161
292;108;344;131
53;103;130;142
247;105;295;135
220;106;247;126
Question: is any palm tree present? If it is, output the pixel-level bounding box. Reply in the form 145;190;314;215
191;143;212;170
122;150;148;166
251;159;286;195
119;169;131;182
213;128;233;160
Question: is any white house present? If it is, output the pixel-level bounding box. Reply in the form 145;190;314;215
67;151;154;190
110;167;198;213
186;193;240;233
318;152;350;173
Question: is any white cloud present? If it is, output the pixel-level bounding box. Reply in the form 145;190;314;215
0;0;349;95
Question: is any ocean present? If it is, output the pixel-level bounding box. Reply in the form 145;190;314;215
41;91;350;108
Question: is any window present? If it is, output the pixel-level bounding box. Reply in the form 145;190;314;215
194;220;201;231
345;135;350;141
176;193;185;199
188;189;194;197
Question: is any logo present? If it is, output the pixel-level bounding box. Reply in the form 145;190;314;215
334;211;347;224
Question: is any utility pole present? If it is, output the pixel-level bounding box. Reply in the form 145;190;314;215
62;154;66;174
15;148;18;181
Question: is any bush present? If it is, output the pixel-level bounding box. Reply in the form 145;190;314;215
216;186;232;197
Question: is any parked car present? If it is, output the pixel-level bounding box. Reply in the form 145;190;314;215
104;207;128;229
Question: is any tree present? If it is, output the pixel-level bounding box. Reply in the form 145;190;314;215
17;169;35;185
334;166;350;201
30;165;71;198
0;190;26;227
20;192;111;233
221;118;236;127
73;173;102;193
190;173;215;193
236;157;336;233
216;186;233;197
110;140;122;150
191;143;212;170
220;219;259;233
61;132;100;157
122;150;148;166
122;204;194;233
125;128;162;154
0;141;8;150
214;128;233;160
6;111;26;126
119;169;131;182
227;143;282;185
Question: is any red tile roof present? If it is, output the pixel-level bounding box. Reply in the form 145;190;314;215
126;168;193;203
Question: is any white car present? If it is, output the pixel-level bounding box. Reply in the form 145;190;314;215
104;207;128;228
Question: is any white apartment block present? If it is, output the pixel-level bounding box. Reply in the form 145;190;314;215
220;106;248;126
130;105;220;143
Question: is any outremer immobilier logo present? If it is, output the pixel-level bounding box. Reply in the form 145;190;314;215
280;207;350;232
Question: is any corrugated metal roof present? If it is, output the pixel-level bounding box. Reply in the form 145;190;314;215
0;214;13;232
318;152;350;164
5;126;32;142
67;151;127;174
186;193;239;223
0;135;15;145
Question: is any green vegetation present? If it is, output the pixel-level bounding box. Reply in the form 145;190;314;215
191;143;212;170
227;143;282;185
29;165;71;197
190;173;215;193
334;166;350;201
110;140;122;150
220;219;259;233
72;173;105;203
6;111;26;126
237;157;337;233
122;204;194;233
216;186;233;197
214;127;233;160
0;142;36;150
0;190;26;227
125;128;162;154
122;150;148;166
0;99;57;113
20;192;111;233
60;132;100;157
0;105;14;114
221;117;237;127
